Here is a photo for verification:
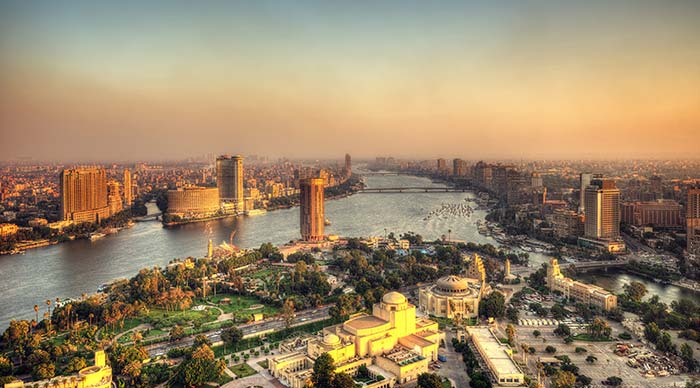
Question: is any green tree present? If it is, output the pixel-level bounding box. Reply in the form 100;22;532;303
333;372;355;388
605;376;623;386
554;323;571;337
282;298;296;329
680;343;696;372
644;322;661;343
221;326;243;348
65;357;87;373
178;345;224;387
656;332;676;353
32;362;55;380
312;353;335;388
479;291;506;318
545;345;557;353
506;324;516;345
0;356;13;376
169;325;186;342
417;372;442;388
586;355;597;363
587;318;611;339
624;281;647;302
553;371;576;388
533;330;541;337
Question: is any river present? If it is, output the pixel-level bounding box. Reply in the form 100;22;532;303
0;173;695;329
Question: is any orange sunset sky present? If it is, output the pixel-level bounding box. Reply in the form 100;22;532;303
1;1;699;161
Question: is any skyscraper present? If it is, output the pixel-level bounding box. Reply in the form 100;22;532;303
344;153;352;177
436;158;446;173
123;169;132;207
107;181;123;216
579;173;592;213
453;159;467;176
300;178;324;241
687;188;700;256
60;167;110;223
584;179;621;239
216;155;244;212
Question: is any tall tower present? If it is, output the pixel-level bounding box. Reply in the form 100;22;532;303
687;188;700;256
344;154;352;177
216;155;244;212
123;169;132;207
584;179;621;239
300;178;325;241
60;167;110;223
579;173;592;213
207;239;213;258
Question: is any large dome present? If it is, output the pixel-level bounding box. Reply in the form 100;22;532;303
382;291;407;305
322;333;341;346
436;275;469;293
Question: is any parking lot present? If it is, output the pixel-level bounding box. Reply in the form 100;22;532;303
515;327;689;388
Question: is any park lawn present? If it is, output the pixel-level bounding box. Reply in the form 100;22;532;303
442;378;452;388
202;294;279;318
216;374;233;386
230;363;257;378
248;267;286;280
257;360;268;369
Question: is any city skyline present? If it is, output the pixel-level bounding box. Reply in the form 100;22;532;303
2;1;700;161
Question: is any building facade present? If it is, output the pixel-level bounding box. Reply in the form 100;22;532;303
621;200;682;228
216;155;244;211
60;168;110;223
166;186;220;218
345;153;352;177
123;168;132;206
107;181;123;216
418;275;483;319
452;159;468;176
269;292;443;388
584;179;620;239
688;188;700;256
546;258;617;311
466;327;524;386
300;178;324;241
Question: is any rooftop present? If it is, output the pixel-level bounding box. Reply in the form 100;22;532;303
468;327;523;376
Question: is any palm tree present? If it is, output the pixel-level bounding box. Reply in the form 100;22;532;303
448;229;452;242
34;304;39;322
46;299;52;317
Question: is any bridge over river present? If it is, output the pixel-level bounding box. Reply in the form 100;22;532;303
359;186;469;193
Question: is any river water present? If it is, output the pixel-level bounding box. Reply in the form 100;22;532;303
0;173;695;329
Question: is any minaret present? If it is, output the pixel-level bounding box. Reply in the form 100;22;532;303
505;258;511;278
207;239;213;258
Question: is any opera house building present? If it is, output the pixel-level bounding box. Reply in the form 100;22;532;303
418;254;490;319
269;291;444;388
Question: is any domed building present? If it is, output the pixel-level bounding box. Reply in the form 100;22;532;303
269;291;444;388
418;254;489;319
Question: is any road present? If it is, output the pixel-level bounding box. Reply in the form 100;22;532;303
145;305;331;357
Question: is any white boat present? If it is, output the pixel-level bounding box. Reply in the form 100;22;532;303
245;209;267;216
89;232;106;241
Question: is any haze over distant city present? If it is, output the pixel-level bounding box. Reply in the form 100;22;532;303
1;0;699;162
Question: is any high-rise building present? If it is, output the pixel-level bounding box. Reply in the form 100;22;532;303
107;181;123;216
60;167;110;223
584;179;621;239
300;178;324;241
436;158;447;173
123;169;132;207
452;159;467;176
687;188;700;256
216;155;244;212
579;173;592;213
344;153;352;177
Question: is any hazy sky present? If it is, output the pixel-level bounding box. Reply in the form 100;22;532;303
1;1;699;162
